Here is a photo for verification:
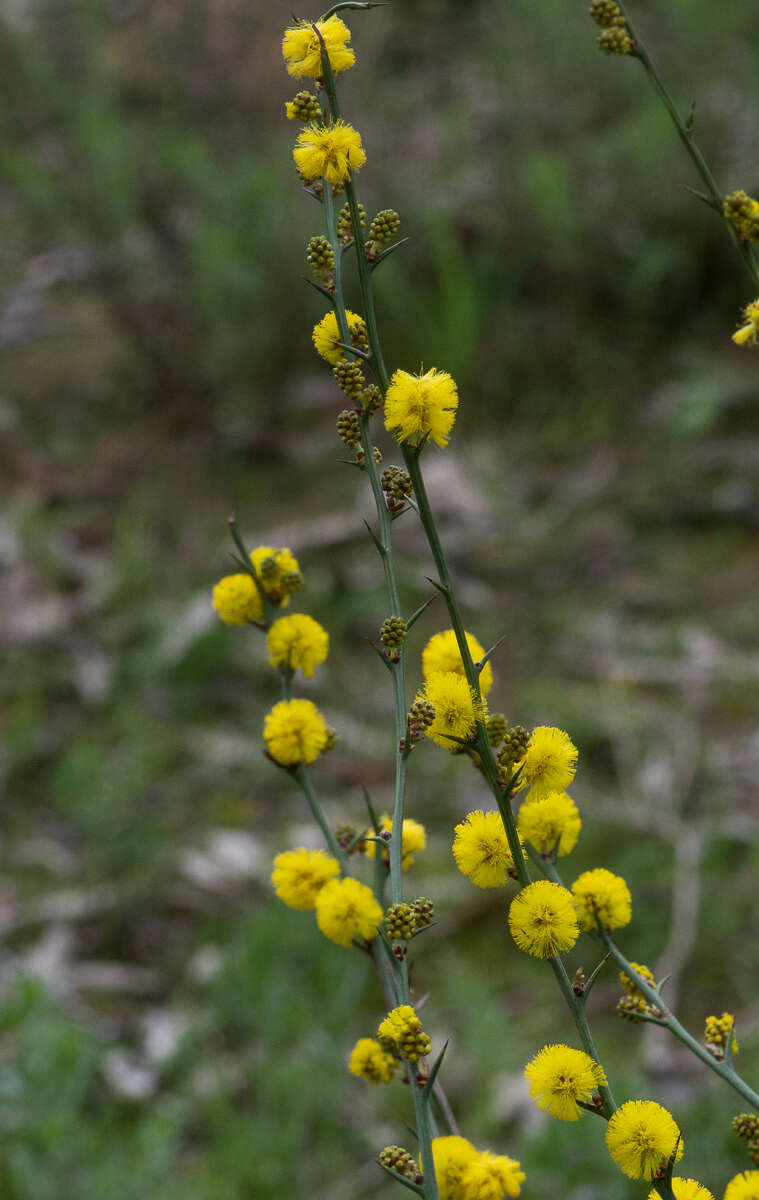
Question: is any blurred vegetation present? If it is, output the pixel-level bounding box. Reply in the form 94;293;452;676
1;0;758;1196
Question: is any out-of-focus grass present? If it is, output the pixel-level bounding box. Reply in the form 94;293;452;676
1;0;758;1195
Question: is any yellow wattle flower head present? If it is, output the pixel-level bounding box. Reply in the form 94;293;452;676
508;880;579;959
732;299;759;347
293;120;366;185
419;671;486;751
422;628;494;697
363;813;427;869
312;308;366;364
384;367;459;448
347;1037;396;1085
282;14;355;80
605;1100;683;1181
270;847;340;910
460;1149;526;1199
430;1136;478;1200
250;544;301;606
704;1011;738;1057
263;698;330;766
452;809;522;889
315;876;383;947
524;1043;607;1122
514;726;578;800
725;1171;759;1200
377;1004;431;1062
571;867;632;932
267;613;329;678
648;1180;714;1200
517;790;581;857
212;573;262;626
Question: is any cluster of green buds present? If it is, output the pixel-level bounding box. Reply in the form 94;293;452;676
405;696;436;747
361;383;382;414
306;235;335;290
365;208;401;261
380;615;408;662
723;190;759;244
336;409;361;449
381;464;413;514
285;90;321;122
733;1114;759;1167
378;1146;423;1186
705;1012;738;1061
259;555;303;603
486;712;509;747
496;724;530;786
335;824;359;852
355;445;382;467
616;964;661;1023
337;200;366;244
589;0;635;55
385;897;434;952
333;359;366;398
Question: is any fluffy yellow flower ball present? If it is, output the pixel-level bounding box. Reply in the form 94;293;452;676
267;613;329;678
733;299;759;347
263;698;330;766
724;1171;759;1200
422;628;493;697
430;1136;478;1200
212;573;262;626
315;877;382;947
514;726;578;800
452;810;521;888
524;1043;607;1121
571;867;632;932
648;1180;714;1200
508;880;579;959
348;1037;396;1085
363;814;427;869
461;1149;526;1199
517;790;581;858
419;671;485;751
293;120;366;186
605;1100;683;1181
384;367;459;448
312;308;366;364
282;14;355;80
270;847;340;910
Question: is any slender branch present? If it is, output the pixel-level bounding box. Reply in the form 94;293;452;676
548;954;616;1117
293;764;348;870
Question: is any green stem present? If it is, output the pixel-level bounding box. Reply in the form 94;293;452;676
293;764;348;871
616;0;759;289
599;928;759;1110
548;955;616;1117
409;1068;439;1200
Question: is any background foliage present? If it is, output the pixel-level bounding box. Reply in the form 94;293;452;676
1;0;758;1195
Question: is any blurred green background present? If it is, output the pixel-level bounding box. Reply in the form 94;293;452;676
1;0;758;1196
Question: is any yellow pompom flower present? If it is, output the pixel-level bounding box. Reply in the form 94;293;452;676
270;847;340;910
422;628;494;697
732;299;759;347
704;1012;738;1058
315;877;383;947
430;1136;479;1200
605;1100;683;1181
377;1005;431;1062
363;814;427;869
725;1172;759;1200
312;308;366;364
524;1044;607;1121
461;1150;526;1199
508;880;579;959
263;698;329;766
293;120;366;186
453;810;521;888
250;544;300;606
212;573;262;626
514;726;578;800
572;867;632;932
419;671;486;750
348;1037;396;1085
267;613;329;678
282;14;355;80
517;791;581;857
648;1180;714;1200
384;367;459;448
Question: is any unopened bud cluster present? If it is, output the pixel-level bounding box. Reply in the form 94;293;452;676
380;615;408;648
381;465;413;513
411;896;434;928
496;725;530;784
285;90;321;121
361;383;382;414
705;1012;738;1061
306;235;335;284
590;0;635;54
334;359;366;398
378;1146;423;1185
337;409;361;448
616;963;659;1022
355;445;382;466
386;902;416;941
323;726;339;752
365;208;401;261
336;824;358;851
258;556;303;603
733;1114;759;1166
486;712;509;747
338;201;366;244
407;696;436;742
724;190;759;244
